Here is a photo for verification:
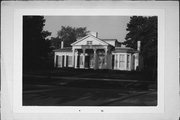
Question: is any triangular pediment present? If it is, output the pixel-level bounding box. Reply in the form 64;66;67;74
71;35;109;46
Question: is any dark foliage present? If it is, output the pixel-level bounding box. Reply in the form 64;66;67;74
56;26;88;47
49;37;61;50
23;16;51;71
123;16;157;81
124;16;157;73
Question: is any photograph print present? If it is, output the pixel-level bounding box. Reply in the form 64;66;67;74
23;16;157;106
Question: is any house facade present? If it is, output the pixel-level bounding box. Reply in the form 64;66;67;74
54;32;140;71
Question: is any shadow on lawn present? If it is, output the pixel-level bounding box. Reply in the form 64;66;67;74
23;68;157;92
24;67;157;81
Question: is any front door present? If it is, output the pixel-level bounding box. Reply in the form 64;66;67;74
85;55;90;68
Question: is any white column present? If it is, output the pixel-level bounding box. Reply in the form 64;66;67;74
72;48;75;68
75;53;77;68
114;54;116;69
104;48;108;69
135;53;139;70
82;49;86;68
93;49;97;69
64;55;66;67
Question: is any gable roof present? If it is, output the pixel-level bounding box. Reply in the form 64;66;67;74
53;47;72;52
113;47;138;53
71;34;110;46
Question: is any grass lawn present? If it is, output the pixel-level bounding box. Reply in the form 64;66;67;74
23;68;157;106
24;68;156;81
23;68;157;92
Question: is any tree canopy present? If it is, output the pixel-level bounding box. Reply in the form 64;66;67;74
57;26;88;47
50;37;61;50
23;16;51;70
123;16;157;72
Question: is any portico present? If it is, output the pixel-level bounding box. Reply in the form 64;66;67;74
72;45;110;69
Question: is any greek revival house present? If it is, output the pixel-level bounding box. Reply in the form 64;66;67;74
54;32;141;71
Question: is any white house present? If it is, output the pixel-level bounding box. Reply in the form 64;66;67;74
54;32;140;71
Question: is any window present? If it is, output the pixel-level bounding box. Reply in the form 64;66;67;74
114;54;118;68
68;56;72;66
87;41;92;45
119;54;125;69
58;56;62;67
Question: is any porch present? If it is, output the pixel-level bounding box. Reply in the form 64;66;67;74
72;45;112;70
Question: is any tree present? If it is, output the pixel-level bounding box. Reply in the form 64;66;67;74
50;37;61;50
123;16;157;76
23;16;51;71
57;26;88;47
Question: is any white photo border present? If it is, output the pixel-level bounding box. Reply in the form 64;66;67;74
13;8;164;113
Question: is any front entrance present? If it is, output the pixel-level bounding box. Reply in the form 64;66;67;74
85;55;90;68
75;48;108;69
84;53;94;69
84;49;94;69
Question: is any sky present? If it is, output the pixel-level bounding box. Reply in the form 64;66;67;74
43;16;130;42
